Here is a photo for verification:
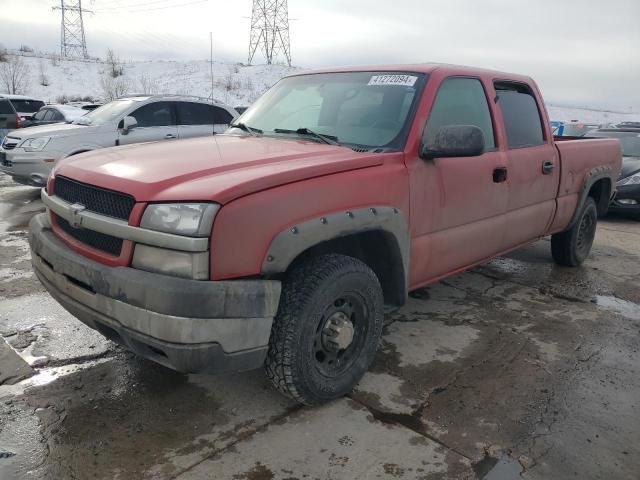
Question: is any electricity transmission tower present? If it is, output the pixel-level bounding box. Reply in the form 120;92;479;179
53;1;90;59
248;0;292;66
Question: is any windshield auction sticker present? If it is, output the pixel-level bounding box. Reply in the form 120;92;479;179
368;74;418;87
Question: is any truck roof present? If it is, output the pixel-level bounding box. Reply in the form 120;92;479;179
290;63;534;84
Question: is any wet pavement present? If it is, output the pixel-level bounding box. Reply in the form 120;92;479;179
0;173;639;479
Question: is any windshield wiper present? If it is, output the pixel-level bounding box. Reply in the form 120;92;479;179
229;122;262;136
273;127;339;145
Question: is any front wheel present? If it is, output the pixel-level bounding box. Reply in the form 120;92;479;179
551;197;598;266
265;254;384;405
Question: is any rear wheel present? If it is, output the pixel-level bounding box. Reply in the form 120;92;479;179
551;197;598;266
265;254;384;405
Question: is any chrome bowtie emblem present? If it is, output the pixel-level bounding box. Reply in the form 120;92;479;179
69;203;86;229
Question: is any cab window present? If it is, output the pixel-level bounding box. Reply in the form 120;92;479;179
131;102;175;127
425;77;496;150
495;82;545;148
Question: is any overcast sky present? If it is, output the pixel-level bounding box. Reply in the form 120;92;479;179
1;0;639;111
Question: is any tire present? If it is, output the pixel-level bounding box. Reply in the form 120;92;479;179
265;254;384;405
551;197;598;266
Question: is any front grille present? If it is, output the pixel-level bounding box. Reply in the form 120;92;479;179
56;215;123;256
54;176;135;220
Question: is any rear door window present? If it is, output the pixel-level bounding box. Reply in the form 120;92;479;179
495;82;545;148
130;102;175;127
49;109;65;121
177;102;214;126
425;77;496;150
212;106;233;125
42;110;56;121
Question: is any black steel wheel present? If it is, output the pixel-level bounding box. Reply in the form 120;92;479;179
551;197;598;266
265;254;384;405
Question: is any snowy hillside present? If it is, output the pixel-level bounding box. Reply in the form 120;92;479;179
3;51;298;108
546;105;640;124
3;51;639;123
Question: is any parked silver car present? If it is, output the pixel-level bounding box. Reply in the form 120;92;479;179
23;104;87;127
0;95;238;186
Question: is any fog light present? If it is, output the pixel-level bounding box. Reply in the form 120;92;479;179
132;244;209;280
618;199;638;205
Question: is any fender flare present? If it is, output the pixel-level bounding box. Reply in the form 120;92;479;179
566;165;614;230
261;206;410;283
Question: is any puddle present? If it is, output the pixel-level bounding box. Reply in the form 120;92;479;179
473;453;523;479
596;295;640;321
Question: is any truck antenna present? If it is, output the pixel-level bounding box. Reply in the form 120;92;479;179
210;31;215;135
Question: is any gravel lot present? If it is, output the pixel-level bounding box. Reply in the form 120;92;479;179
1;174;639;479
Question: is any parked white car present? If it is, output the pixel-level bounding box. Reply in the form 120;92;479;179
0;95;238;186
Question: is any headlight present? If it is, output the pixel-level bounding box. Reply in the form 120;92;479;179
140;203;219;236
20;137;51;152
617;174;640;187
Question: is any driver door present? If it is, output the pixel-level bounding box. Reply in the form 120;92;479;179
118;101;178;145
408;76;509;287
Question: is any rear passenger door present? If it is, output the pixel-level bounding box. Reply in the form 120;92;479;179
494;82;560;247
118;101;178;146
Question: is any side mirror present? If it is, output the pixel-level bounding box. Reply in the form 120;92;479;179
120;115;138;133
420;125;485;159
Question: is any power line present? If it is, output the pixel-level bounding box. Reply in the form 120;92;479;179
52;1;91;58
248;0;292;66
93;0;209;14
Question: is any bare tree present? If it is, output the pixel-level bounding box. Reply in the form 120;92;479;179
137;73;160;95
106;49;124;78
0;44;7;63
0;56;31;94
100;74;131;101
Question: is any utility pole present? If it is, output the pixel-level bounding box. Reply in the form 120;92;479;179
248;0;292;66
53;1;90;59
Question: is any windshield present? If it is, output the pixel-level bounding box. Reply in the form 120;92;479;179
11;99;45;113
233;71;426;150
588;131;640;157
73;99;137;126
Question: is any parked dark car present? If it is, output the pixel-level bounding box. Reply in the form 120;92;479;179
587;128;640;219
22;105;86;127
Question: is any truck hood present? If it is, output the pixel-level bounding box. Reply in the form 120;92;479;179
54;135;385;204
620;156;640;179
10;122;98;140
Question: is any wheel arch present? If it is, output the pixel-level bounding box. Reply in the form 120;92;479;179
566;166;614;228
261;206;410;307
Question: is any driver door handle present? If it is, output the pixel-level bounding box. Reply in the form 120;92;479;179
493;166;508;183
164;134;177;139
542;160;554;174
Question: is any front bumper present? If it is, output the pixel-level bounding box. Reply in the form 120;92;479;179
609;183;640;213
0;149;58;186
29;213;282;374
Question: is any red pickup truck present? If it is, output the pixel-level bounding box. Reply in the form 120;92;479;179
29;64;621;405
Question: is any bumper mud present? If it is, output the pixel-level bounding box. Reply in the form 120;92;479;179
28;213;281;374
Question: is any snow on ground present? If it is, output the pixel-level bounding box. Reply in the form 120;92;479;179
4;50;640;122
